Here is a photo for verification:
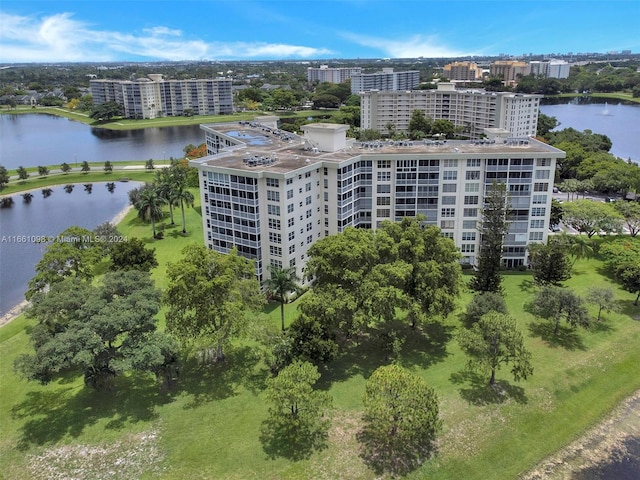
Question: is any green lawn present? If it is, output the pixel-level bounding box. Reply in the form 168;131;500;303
1;106;340;131
1;227;640;479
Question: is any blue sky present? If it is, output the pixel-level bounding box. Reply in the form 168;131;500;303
0;0;638;63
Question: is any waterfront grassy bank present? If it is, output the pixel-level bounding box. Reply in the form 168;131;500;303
1;204;639;479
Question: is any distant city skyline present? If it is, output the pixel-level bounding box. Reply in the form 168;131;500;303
0;1;638;63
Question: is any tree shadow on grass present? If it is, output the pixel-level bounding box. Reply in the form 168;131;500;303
450;370;528;406
357;425;437;477
11;374;174;450
259;415;329;461
317;320;453;390
179;345;267;409
528;321;587;350
518;278;537;294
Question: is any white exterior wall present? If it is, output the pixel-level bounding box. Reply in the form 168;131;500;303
194;123;563;281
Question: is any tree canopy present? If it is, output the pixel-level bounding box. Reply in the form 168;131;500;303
458;312;533;385
360;364;442;475
16;271;178;390
165;244;264;361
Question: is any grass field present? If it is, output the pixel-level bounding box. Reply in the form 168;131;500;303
1;201;639;479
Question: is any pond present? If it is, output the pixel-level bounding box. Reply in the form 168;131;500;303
0;181;141;317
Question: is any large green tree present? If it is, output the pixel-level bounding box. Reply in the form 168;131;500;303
531;286;590;336
16;271;178;390
109;237;158;272
562;200;622;237
458;312;533;385
614;201;640;237
90;100;122;121
260;360;331;459
361;364;442;475
470;181;510;294
26;226;98;300
165;244;264;361
527;237;572;286
0;165;9;189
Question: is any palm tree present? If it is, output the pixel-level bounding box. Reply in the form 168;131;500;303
155;169;179;225
569;235;594;265
176;187;194;234
264;265;299;331
134;185;166;239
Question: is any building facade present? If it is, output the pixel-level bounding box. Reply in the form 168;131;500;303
90;75;233;119
443;62;482;81
350;68;421;94
360;83;541;138
307;65;362;84
489;61;528;85
527;60;571;79
191;120;563;283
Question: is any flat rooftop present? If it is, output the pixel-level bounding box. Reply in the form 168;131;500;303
191;122;564;174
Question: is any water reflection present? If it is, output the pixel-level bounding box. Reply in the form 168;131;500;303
0;181;141;317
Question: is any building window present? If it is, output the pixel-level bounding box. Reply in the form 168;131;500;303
535;170;551;180
266;178;279;187
377;197;391;205
443;171;457;180
440;220;455;229
286;177;293;185
461;244;476;253
462;232;476;241
464;195;479;205
287;203;294;213
443;159;458;168
467;159;481;167
268;218;281;230
377;184;391;194
377;160;391;169
465;170;480;180
269;245;282;257
534;182;549;192
533;194;547;204
267;190;280;202
377;209;391;217
377;171;391;182
268;204;280;216
287;189;294;199
306;182;311;191
442;184;457;193
463;208;478;217
531;207;546;216
530;219;544;228
463;220;477;229
441;208;455;217
289;244;296;254
442;196;456;205
269;232;282;244
465;183;480;193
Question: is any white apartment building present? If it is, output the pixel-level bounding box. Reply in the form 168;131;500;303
307;65;362;84
527;60;571;79
350;68;421;94
90;75;233;119
190;119;564;283
360;83;541;138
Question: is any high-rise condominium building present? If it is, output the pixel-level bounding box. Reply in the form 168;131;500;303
350;68;421;94
527;60;571;79
443;62;482;81
90;75;233;119
489;61;528;85
190;118;563;283
307;65;362;84
360;83;541;138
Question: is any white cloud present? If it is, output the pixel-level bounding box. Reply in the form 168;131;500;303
0;11;333;62
341;31;476;58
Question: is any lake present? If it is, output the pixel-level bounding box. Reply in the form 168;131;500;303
0;114;205;169
539;97;640;164
0;181;141;317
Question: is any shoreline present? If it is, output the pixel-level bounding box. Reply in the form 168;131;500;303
522;389;640;479
0;202;134;326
